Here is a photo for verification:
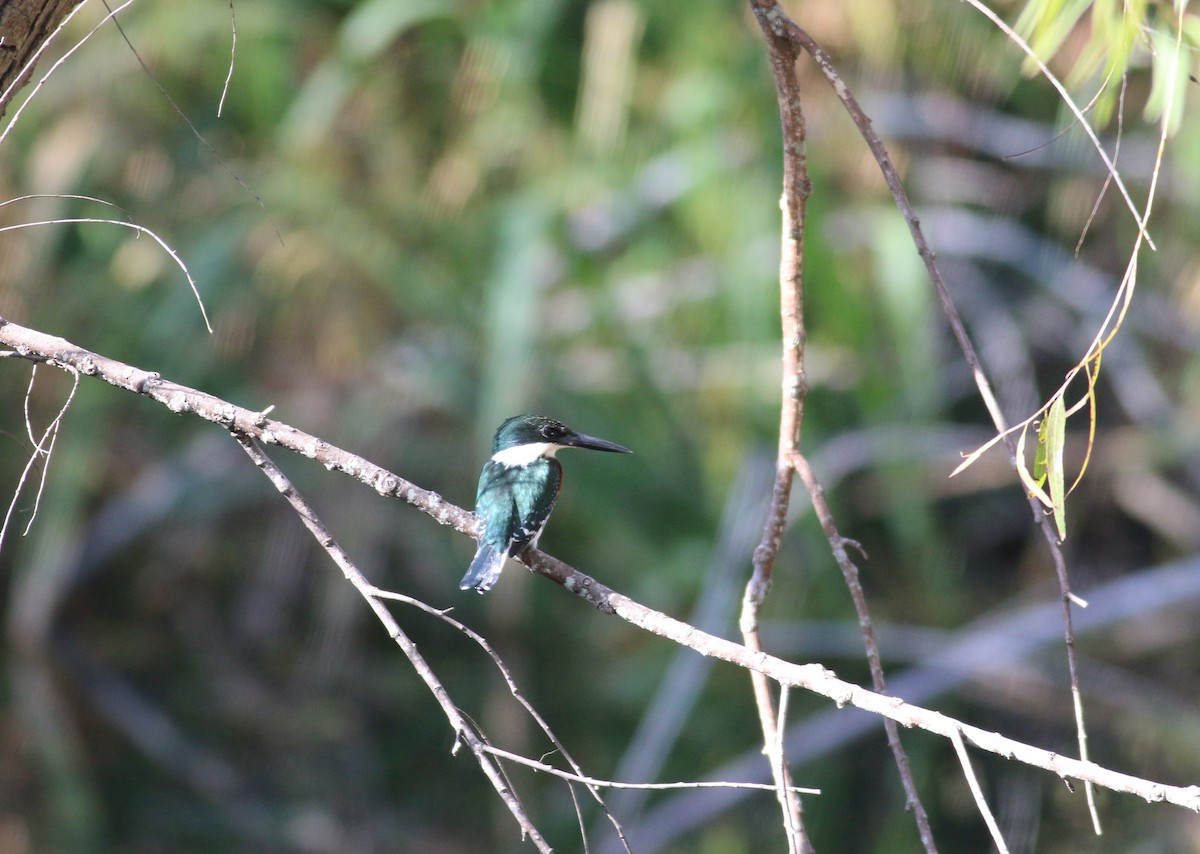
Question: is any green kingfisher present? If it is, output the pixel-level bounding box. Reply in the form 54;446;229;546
460;414;633;593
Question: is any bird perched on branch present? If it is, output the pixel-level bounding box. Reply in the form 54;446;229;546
461;414;632;593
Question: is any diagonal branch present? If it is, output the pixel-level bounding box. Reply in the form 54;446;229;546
229;431;553;852
950;727;1010;854
364;584;632;852
794;454;937;851
0;315;472;537
3;316;1200;816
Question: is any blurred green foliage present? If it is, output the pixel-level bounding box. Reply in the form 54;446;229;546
1;0;1200;851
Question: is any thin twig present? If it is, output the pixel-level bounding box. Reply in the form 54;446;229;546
101;0;283;247
218;0;238;117
0;218;209;332
794;453;937;851
230;433;553;853
950;728;1010;854
959;0;1153;250
0;194;131;217
752;2;936;848
0;363;79;553
478;744;820;795
783;21;1010;438
21;369;77;535
366;584;631;853
774;685;800;843
1075;75;1127;256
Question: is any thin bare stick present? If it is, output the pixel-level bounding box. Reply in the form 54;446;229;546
22;362;39;442
0;194;131;216
743;0;809;618
752;2;936;848
218;0;238;117
0;317;466;536
100;0;283;246
774;685;800;843
783;21;1010;439
4;318;1200;815
743;2;813;849
959;0;1153;249
21;368;78;535
794;453;937;850
950;728;1009;854
1075;75;1127;256
0;363;79;553
0;218;209;332
366;584;631;853
230;433;552;852
478;744;819;795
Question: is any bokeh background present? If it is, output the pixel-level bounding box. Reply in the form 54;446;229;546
1;0;1200;851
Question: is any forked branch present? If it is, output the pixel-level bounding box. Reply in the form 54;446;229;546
746;2;937;849
742;1;812;849
778;11;1102;834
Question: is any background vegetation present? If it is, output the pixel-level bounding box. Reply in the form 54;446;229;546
1;0;1199;851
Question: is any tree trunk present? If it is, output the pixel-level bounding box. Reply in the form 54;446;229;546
0;0;87;117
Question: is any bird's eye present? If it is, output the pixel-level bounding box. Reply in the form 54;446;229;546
541;423;565;439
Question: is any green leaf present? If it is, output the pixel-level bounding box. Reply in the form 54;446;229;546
1017;424;1054;509
1033;415;1050;486
1045;396;1068;540
1015;0;1094;76
1145;24;1191;136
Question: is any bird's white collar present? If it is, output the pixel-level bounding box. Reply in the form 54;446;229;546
491;442;562;467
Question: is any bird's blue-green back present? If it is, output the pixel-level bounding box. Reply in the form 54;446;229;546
475;456;562;551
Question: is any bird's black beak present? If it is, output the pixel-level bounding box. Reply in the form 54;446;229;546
562;430;633;455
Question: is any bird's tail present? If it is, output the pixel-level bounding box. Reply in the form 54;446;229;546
460;542;507;593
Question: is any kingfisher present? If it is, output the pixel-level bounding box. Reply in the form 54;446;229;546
460;414;633;593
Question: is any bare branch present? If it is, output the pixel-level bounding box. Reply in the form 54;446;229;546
794;453;936;850
229;432;553;852
366;584;631;852
0;316;471;539
747;2;936;848
4;316;1200;816
478;744;819;796
950;728;1009;854
960;0;1154;250
0;217;210;332
0;361;79;552
777;15;1106;837
741;2;813;848
100;0;282;246
217;0;237;117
